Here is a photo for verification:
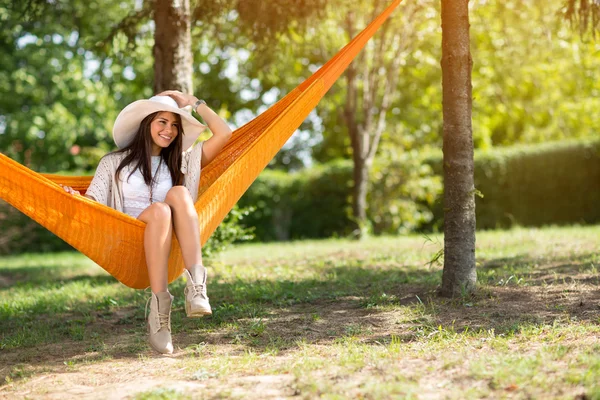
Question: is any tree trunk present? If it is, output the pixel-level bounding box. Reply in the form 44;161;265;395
345;62;370;239
153;0;193;93
440;0;477;297
352;145;369;236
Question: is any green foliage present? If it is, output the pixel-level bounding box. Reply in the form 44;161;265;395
203;205;256;259
237;162;353;240
235;169;296;241
369;149;443;233
469;0;600;149
134;388;190;400
239;157;441;240
234;0;328;45
4;0;598;171
289;159;355;238
238;164;347;241
0;0;149;171
0;1;259;256
236;0;600;176
425;139;600;229
317;0;600;162
241;139;600;240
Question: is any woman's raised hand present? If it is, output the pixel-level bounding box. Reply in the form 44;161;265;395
60;184;80;196
156;90;197;108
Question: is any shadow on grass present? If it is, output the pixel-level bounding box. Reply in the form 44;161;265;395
0;266;116;290
477;251;600;287
361;251;600;346
1;250;599;385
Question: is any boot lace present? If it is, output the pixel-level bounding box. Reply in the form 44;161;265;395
184;281;207;299
145;296;172;332
185;268;208;299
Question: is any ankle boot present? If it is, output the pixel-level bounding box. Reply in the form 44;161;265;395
184;265;212;317
146;291;174;354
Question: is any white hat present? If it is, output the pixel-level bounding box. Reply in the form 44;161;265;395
112;95;207;151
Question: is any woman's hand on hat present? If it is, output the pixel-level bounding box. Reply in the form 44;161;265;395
60;184;80;196
156;90;197;108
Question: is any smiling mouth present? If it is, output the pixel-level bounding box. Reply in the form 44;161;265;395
158;134;172;141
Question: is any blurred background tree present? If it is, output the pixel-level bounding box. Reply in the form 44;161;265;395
3;0;597;170
0;0;327;171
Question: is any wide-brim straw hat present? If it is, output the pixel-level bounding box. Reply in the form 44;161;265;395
112;95;207;151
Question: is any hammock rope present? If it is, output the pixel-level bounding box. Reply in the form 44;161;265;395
0;0;403;288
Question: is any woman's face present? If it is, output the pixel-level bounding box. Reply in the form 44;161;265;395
149;111;179;155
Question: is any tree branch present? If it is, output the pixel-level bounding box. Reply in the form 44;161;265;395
94;3;153;51
563;0;600;38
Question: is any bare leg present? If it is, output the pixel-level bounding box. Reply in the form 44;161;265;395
137;202;173;293
164;186;202;269
164;187;211;317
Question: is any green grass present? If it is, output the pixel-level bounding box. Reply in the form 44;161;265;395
134;388;191;400
1;225;599;399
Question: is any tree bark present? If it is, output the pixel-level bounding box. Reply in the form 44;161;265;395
153;0;193;93
345;67;373;239
440;0;477;297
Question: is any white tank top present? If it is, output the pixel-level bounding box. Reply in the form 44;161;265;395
121;156;173;218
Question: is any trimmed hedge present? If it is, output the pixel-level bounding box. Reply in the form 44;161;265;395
237;159;353;241
240;139;600;239
425;139;600;229
237;154;442;240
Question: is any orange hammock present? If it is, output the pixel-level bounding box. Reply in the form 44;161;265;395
0;0;402;289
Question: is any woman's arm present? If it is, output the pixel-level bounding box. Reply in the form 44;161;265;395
194;102;233;168
157;90;233;168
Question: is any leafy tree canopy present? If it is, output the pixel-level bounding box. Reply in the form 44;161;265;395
1;0;598;172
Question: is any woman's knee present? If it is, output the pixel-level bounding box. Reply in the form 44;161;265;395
144;202;172;223
165;185;193;206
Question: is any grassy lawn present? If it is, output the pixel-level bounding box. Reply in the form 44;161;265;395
0;225;599;399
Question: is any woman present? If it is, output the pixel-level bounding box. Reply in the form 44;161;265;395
61;90;232;354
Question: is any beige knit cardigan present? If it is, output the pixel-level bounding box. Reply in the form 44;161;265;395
86;142;203;213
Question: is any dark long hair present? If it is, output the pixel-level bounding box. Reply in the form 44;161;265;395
114;111;184;187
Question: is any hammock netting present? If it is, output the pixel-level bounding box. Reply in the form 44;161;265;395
0;0;402;288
